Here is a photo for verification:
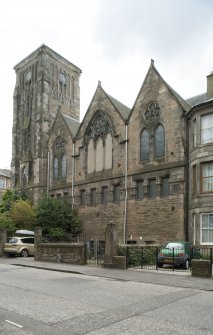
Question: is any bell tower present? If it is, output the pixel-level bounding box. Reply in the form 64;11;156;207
11;45;82;201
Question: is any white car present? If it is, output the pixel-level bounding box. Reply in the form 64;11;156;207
4;237;34;257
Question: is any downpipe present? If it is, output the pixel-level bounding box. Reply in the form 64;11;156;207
71;142;75;209
123;123;128;245
47;151;50;195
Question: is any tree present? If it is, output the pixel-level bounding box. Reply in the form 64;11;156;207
35;196;81;236
0;212;16;236
0;189;25;213
10;199;35;230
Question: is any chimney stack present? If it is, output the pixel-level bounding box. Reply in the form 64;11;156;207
207;71;213;100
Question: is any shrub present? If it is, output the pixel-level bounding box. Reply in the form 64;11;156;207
35;196;81;237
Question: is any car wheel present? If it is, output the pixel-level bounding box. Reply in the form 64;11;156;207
183;259;190;270
21;249;29;258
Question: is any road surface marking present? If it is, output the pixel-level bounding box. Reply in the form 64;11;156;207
5;320;23;328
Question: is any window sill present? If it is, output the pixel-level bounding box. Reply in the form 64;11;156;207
200;243;213;246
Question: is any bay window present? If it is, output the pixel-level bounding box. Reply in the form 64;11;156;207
201;162;213;193
201;213;213;244
201;114;213;144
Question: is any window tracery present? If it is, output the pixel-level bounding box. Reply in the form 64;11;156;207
53;137;67;181
144;102;160;121
55;136;65;151
85;112;113;144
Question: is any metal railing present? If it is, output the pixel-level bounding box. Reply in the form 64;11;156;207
118;245;213;272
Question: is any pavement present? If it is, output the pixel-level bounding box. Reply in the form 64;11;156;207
1;256;213;291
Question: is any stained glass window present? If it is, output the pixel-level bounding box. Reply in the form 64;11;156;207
140;129;149;161
155;124;165;157
61;154;66;179
53;157;58;180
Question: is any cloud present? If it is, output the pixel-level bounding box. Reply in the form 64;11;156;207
95;0;213;61
1;0;213;168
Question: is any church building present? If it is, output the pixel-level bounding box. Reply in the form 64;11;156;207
11;45;213;246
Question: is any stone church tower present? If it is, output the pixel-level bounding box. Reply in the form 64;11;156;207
11;45;81;201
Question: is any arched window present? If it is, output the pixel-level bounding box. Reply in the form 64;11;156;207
61;154;67;179
155;124;165;157
85;112;113;173
53;157;58;180
96;138;104;172
140;129;150;161
87;139;95;174
22;167;27;187
105;133;112;169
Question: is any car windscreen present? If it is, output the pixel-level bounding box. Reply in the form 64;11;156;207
164;243;183;249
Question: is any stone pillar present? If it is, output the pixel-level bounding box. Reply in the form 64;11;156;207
0;229;7;257
191;259;212;277
34;227;42;261
104;222;118;265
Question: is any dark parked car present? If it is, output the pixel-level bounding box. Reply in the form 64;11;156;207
157;241;200;269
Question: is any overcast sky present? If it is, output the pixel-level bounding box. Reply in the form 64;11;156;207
1;0;213;169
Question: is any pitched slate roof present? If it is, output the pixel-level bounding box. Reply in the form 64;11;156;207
106;94;131;119
62;114;80;138
186;93;208;107
0;169;11;178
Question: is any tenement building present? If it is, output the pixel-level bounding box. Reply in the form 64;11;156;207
0;169;11;202
11;45;213;246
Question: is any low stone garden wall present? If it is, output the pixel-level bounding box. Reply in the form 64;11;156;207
34;227;86;265
35;243;86;265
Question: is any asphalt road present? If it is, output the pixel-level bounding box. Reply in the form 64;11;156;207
0;262;212;335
